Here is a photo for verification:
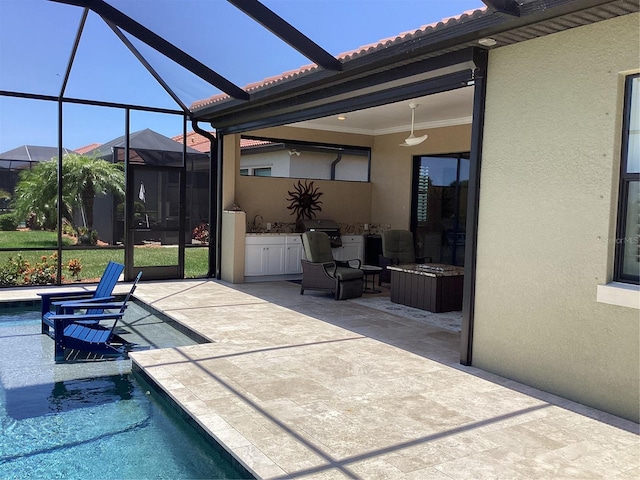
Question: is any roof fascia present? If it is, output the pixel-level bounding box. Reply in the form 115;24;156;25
227;0;342;71
193;0;625;125
49;0;250;101
197;48;477;131
215;68;474;134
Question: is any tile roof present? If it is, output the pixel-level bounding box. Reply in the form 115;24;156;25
172;131;273;153
74;143;102;155
191;7;488;110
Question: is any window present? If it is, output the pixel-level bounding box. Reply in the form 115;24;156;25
254;167;272;177
615;74;640;284
411;153;470;266
240;136;371;182
240;166;272;176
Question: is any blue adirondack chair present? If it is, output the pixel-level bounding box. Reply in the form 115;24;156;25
39;261;124;335
46;271;142;362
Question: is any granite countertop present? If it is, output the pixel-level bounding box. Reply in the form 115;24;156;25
387;263;464;277
246;232;299;236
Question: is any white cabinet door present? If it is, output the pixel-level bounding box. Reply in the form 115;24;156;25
245;235;302;276
265;244;285;275
285;242;303;274
245;237;285;276
245;244;266;276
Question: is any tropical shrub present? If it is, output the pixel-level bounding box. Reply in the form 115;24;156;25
67;258;82;280
0;255;28;286
0;213;17;231
12;153;124;239
192;222;209;243
0;253;83;286
25;254;59;285
78;227;98;246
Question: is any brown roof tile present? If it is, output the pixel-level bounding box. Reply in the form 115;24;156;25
74;143;102;155
191;6;487;110
172;131;272;153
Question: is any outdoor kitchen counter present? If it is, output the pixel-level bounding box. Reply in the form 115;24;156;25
245;232;298;235
387;263;464;312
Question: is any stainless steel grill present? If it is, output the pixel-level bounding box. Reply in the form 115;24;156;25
296;218;342;248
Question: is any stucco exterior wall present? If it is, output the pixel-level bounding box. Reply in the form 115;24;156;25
236;176;372;227
475;13;640;422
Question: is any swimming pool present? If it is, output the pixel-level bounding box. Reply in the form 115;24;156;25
0;306;252;480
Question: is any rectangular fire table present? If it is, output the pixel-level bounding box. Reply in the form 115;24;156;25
387;263;464;313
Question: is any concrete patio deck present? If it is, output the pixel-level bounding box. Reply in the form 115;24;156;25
4;278;639;479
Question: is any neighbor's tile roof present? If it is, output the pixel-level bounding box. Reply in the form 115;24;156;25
74;143;102;154
191;7;487;110
172;131;272;153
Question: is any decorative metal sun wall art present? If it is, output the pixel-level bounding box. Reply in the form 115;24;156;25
286;180;323;220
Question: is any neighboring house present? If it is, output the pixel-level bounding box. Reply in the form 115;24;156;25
84;129;209;246
0;145;72;209
188;1;639;423
173;131;370;181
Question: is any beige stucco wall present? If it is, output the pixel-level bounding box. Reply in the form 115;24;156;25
236;176;372;227
237;126;374;226
475;13;640;422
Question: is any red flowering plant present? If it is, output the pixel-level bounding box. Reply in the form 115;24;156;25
25;253;59;285
192;222;209;244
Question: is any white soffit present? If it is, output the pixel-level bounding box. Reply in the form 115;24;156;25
291;86;474;135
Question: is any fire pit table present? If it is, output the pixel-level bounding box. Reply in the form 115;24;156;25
387;263;464;313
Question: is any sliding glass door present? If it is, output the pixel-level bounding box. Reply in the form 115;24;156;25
411;154;469;266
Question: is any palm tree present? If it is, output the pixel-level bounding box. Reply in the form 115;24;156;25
62;153;125;239
13;154;124;242
13;160;64;230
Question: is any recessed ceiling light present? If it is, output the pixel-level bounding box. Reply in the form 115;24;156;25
478;37;497;47
337;115;346;120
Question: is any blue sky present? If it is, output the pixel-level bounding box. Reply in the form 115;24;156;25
0;0;484;153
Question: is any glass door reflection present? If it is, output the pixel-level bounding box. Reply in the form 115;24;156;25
412;154;469;266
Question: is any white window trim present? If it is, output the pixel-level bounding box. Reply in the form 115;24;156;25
597;282;640;309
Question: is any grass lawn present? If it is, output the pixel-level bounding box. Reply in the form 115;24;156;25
0;230;75;248
0;230;208;283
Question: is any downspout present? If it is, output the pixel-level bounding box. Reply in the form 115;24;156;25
192;120;220;279
461;47;488;366
330;153;342;180
215;131;224;280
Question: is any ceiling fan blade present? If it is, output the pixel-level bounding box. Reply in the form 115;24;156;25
399;134;428;147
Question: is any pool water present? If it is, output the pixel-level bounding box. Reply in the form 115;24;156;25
0;308;251;480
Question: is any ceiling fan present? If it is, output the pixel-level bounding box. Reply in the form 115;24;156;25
399;102;428;147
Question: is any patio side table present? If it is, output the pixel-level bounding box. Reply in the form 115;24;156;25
360;265;383;293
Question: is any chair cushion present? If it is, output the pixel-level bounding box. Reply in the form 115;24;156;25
335;267;364;281
382;230;416;264
302;232;335;263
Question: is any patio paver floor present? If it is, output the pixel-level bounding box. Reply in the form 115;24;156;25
4;278;638;479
